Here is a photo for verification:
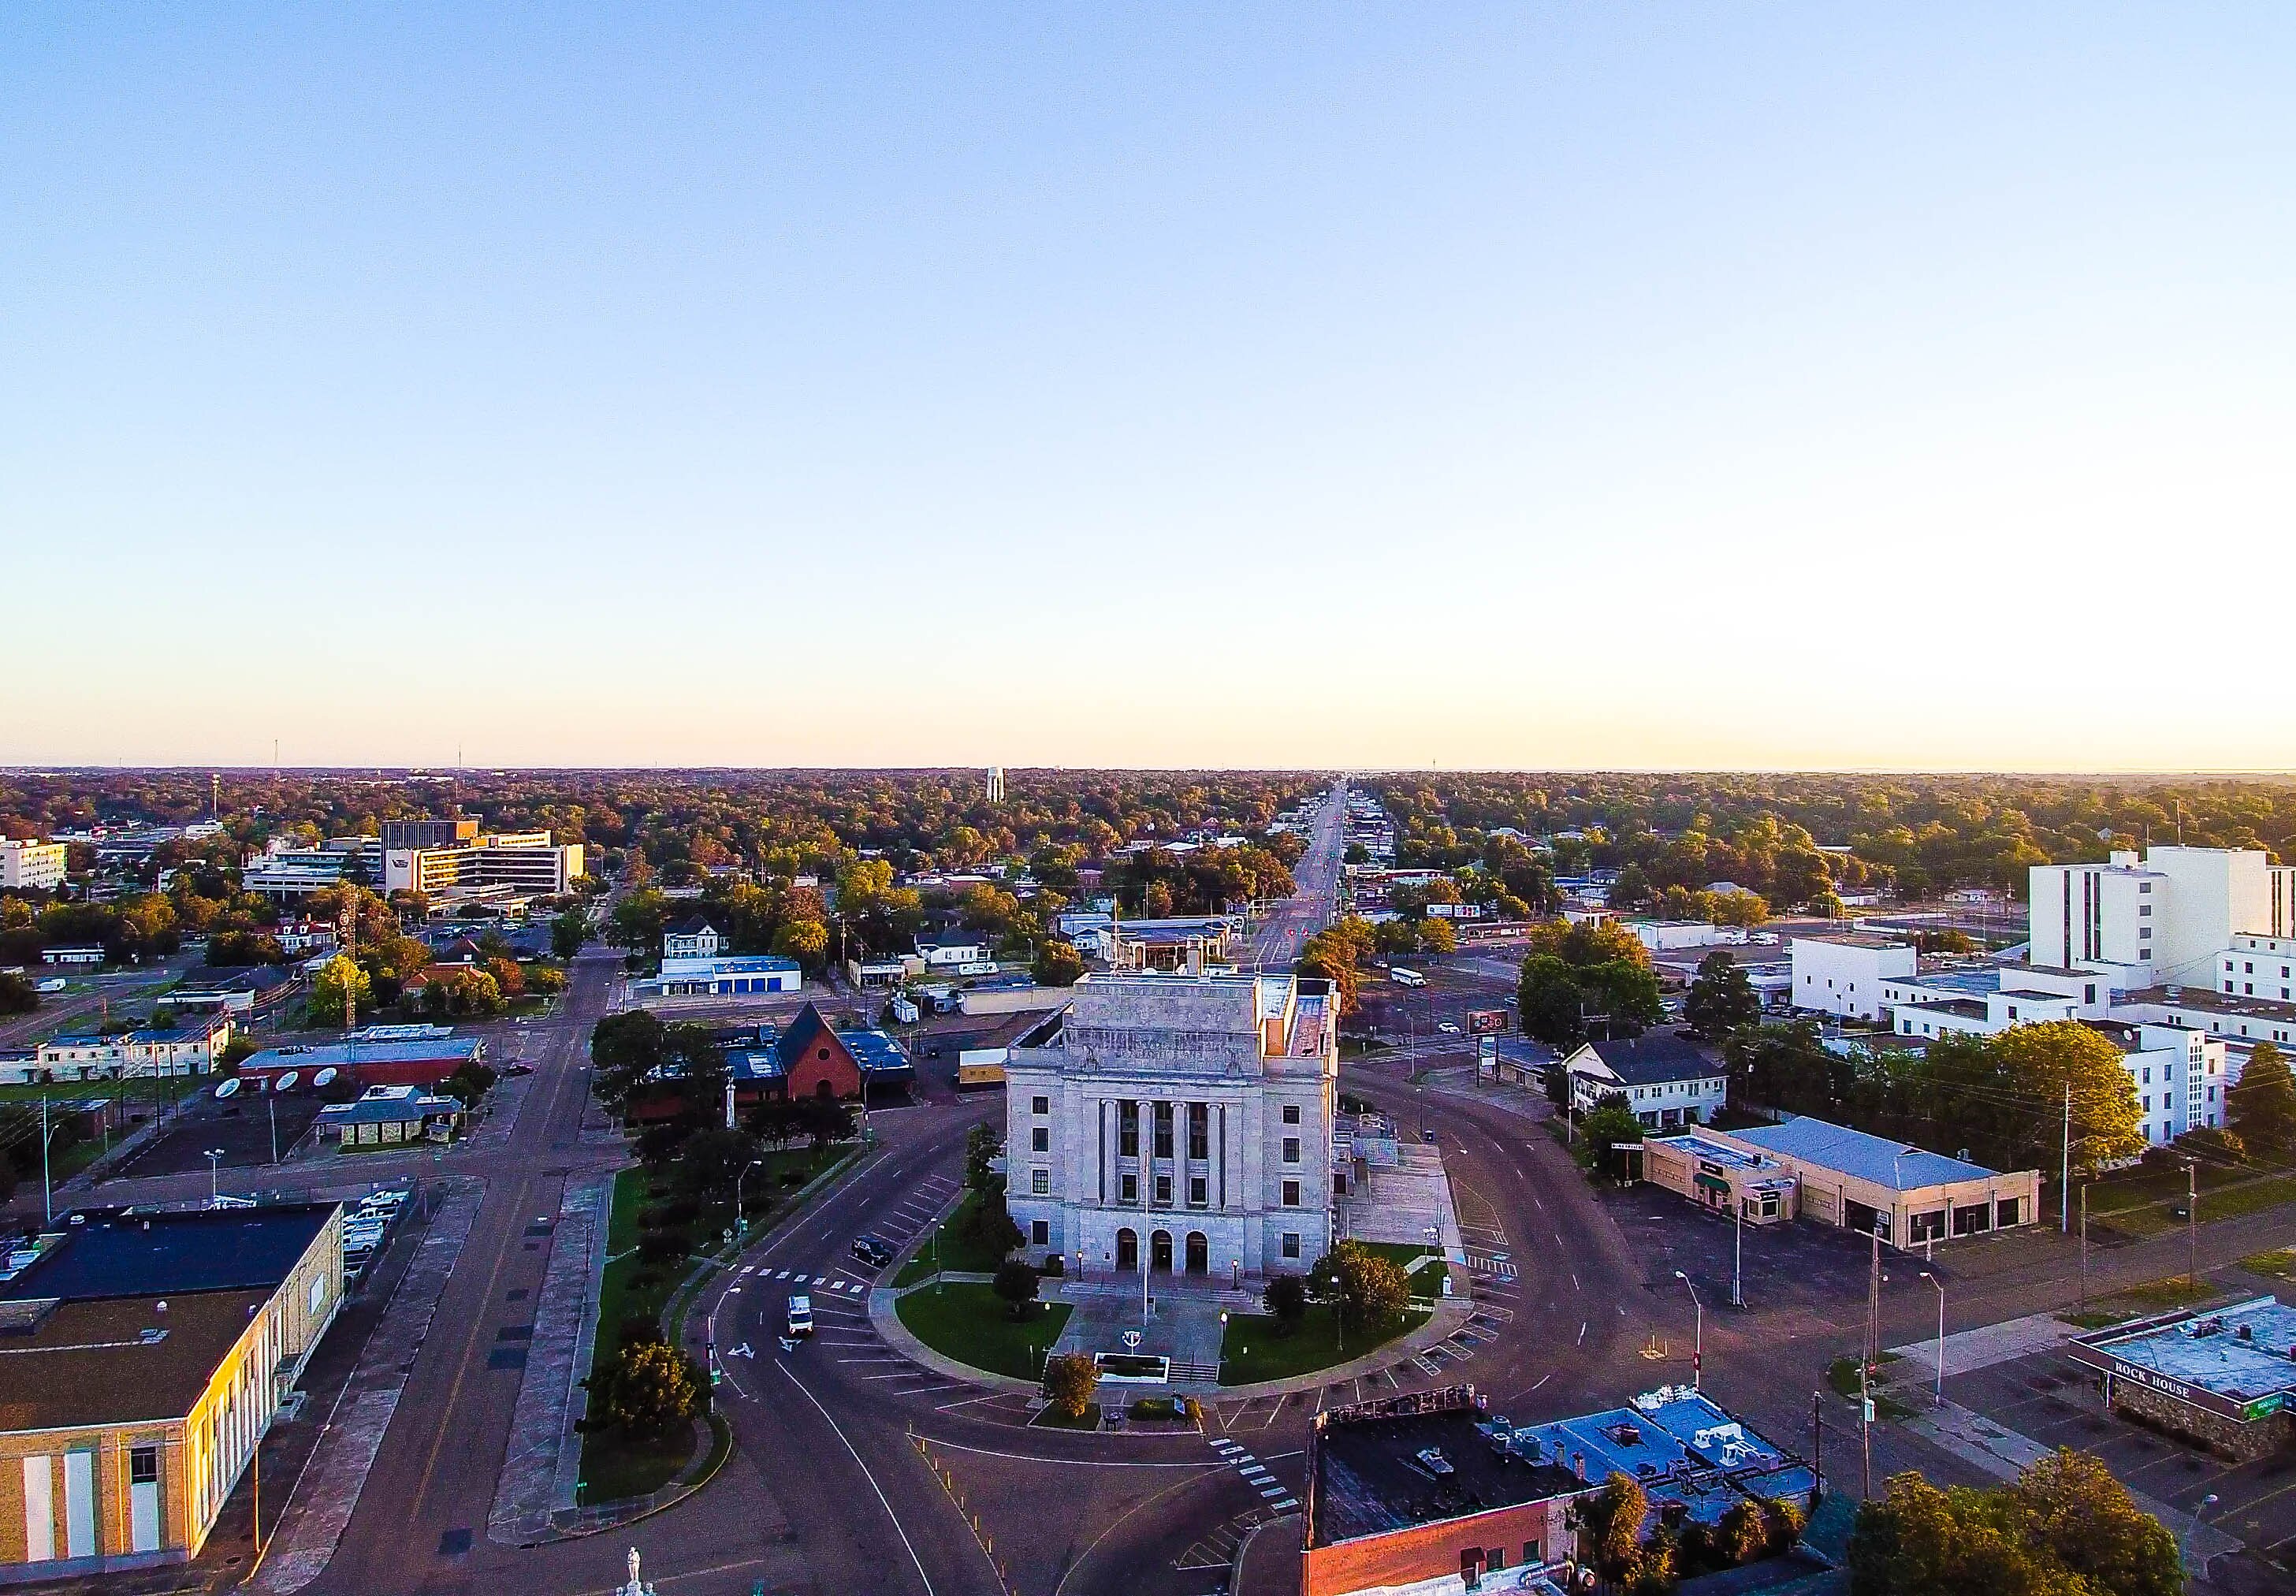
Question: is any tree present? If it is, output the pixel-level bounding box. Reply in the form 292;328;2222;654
552;908;589;959
606;888;668;954
772;917;830;972
1263;1272;1308;1336
307;954;372;1028
1417;917;1457;956
992;1261;1040;1320
1850;1471;2086;1596
1986;1022;2145;1176
1568;1473;1654;1590
1310;1241;1409;1331
1033;940;1085;988
588;1340;705;1434
1685;951;1760;1040
796;1094;854;1150
964;1122;1001;1192
956;1191;1024;1261
2004;1448;2180;1596
1044;1352;1099;1419
1518;954;1589;1047
1576;1094;1647;1177
0;973;34;1017
1581;958;1665;1038
2228;1041;2296;1159
591;1011;667;1110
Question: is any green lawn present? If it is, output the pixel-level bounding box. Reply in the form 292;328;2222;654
891;1191;1004;1285
2239;1248;2296;1279
893;1283;1071;1379
1219;1302;1428;1386
2095;1172;2296;1237
579;1423;698;1505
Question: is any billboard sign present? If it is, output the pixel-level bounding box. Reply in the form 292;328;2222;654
1466;1008;1507;1036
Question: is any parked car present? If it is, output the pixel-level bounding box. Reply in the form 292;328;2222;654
850;1233;896;1269
786;1294;814;1337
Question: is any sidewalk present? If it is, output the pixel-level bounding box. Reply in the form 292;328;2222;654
487;1167;619;1546
248;1184;484;1595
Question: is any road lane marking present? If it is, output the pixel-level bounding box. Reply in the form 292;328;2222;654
775;1363;936;1596
1579;1322;1587;1345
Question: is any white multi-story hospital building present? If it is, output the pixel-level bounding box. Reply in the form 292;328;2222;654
1002;968;1338;1282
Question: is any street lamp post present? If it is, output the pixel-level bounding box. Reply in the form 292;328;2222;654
1731;1189;1744;1309
1674;1270;1703;1390
1919;1271;1944;1408
2183;1493;2219;1579
734;1159;764;1238
205;1148;226;1208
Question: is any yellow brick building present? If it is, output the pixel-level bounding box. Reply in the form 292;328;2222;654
0;1204;343;1579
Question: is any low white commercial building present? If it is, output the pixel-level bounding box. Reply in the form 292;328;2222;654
1791;934;1918;1021
25;1017;232;1082
1624;921;1740;953
916;935;993;969
0;839;67;892
1003;968;1338;1281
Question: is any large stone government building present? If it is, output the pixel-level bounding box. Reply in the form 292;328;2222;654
1003;969;1338;1282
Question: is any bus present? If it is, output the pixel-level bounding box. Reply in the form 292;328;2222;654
1390;967;1427;988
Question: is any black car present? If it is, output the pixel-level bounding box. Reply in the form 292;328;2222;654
850;1233;897;1269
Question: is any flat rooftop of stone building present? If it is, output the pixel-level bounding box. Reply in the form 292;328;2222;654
2069;1296;2296;1414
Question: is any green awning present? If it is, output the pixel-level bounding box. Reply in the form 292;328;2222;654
1694;1173;1731;1194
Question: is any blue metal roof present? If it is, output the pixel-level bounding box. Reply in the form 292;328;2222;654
1729;1117;2004;1189
842;1029;912;1075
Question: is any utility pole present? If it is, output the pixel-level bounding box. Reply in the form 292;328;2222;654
1862;1221;1880;1499
1811;1390;1824;1500
40;1094;53;1226
2079;1183;2090;1314
2186;1160;2199;1285
2060;1081;2071;1233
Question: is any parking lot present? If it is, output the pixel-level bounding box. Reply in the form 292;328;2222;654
1946;1346;2296;1561
115;1093;329;1177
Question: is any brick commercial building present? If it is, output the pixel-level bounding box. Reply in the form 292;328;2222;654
1706;1117;2040;1251
0;1206;344;1579
1301;1385;1814;1596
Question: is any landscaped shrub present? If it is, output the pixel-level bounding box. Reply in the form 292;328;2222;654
637;1226;689;1263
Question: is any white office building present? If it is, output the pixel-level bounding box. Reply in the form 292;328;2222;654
1002;968;1338;1282
0;839;67;892
2030;846;2296;994
2080;1021;2229;1146
1790;934;1918;1021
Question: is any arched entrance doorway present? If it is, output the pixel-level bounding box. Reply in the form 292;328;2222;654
1115;1228;1138;1271
1185;1232;1208;1274
1150;1229;1174;1272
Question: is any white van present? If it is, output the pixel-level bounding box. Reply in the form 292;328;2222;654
786;1294;813;1337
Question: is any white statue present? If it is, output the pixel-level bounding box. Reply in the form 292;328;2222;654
620;1548;655;1596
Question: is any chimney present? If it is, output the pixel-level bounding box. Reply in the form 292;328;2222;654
1572;1451;1586;1481
1186;938;1204;977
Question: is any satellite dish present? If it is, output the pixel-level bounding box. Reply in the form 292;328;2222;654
274;1070;301;1092
313;1066;339;1088
215;1077;242;1099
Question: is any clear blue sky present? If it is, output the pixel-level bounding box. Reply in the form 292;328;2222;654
7;6;2292;769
